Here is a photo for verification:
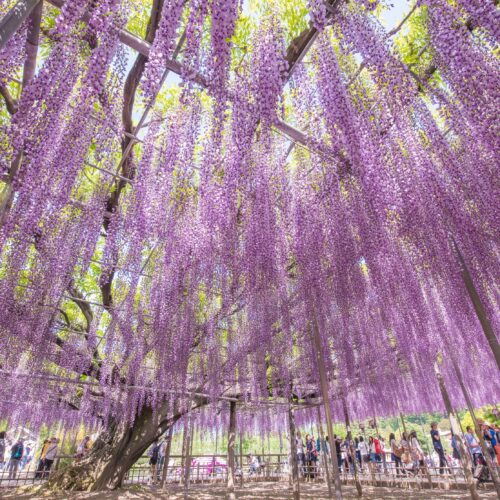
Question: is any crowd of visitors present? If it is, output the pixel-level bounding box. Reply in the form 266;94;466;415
0;430;77;481
293;420;500;480
0;418;499;485
0;431;36;480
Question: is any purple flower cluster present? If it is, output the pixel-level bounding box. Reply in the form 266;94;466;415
0;0;498;431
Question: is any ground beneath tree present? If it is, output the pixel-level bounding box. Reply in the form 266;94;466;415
2;481;497;499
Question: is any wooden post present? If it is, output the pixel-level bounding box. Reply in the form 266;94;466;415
160;423;174;489
435;363;479;500
373;415;380;439
183;418;194;500
0;0;40;50
450;356;500;497
311;315;343;500
226;401;237;500
342;398;362;497
399;412;407;436
451;238;500;369
239;431;244;487
288;403;300;500
180;421;188;485
316;406;333;498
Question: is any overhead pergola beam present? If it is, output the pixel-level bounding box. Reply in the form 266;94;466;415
286;0;342;79
0;0;41;51
45;0;343;161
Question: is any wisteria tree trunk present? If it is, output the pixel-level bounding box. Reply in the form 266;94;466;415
48;396;207;491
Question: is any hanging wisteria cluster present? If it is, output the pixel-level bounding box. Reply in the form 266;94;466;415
0;0;498;439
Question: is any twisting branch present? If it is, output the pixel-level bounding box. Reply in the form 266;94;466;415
0;85;17;114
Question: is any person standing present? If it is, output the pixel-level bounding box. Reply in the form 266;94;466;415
305;434;317;479
296;431;305;476
430;422;448;474
410;430;425;475
41;437;59;478
333;434;342;472
148;439;160;484
389;432;403;476
76;436;91;461
493;424;500;466
0;431;6;470
379;436;387;473
482;422;498;462
35;439;50;479
354;437;361;470
465;426;482;467
358;436;369;471
7;438;24;480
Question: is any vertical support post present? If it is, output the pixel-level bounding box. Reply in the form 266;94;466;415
450;356;500;497
239;431;243;487
316;405;333;498
183;418;193;500
226;400;237;500
311;315;343;500
373;415;380;439
160;424;174;489
435;363;479;500
288;403;300;500
451;238;500;369
0;0;40;51
342;398;362;497
180;421;188;484
22;0;42;88
399;412;407;436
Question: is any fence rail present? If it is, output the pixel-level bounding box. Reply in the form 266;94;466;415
0;452;498;492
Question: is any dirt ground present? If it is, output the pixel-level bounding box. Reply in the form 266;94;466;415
1;481;497;499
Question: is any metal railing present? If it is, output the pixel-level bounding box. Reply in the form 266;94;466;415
1;452;498;492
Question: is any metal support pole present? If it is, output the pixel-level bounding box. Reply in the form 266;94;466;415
399;412;407;436
0;0;40;51
450;356;500;496
239;431;243;487
22;0;42;88
311;315;343;500
288;403;300;500
226;400;236;500
435;363;479;500
160;423;174;489
316;406;333;498
342;398;362;497
451;238;500;369
183;418;193;500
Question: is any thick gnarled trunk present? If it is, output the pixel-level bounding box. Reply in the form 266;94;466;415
48;396;207;491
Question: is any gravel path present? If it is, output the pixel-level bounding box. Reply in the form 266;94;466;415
2;481;497;499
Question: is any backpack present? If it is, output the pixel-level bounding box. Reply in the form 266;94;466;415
12;444;22;460
374;439;381;454
151;444;160;461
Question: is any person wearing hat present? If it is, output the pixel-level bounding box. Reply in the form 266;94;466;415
41;437;59;478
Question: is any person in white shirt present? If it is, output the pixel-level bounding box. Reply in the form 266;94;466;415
465;426;482;466
296;431;305;475
409;431;425;475
358;436;369;471
389;432;404;476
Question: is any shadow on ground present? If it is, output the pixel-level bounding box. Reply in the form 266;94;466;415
1;482;497;499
